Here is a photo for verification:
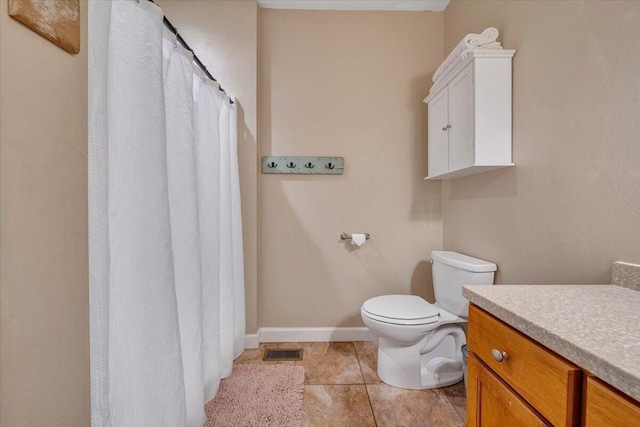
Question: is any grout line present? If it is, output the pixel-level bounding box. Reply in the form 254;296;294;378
440;384;467;424
353;342;378;427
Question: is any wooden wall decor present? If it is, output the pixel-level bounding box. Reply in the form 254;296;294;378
8;0;80;54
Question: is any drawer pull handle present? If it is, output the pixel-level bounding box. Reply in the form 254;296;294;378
491;348;509;362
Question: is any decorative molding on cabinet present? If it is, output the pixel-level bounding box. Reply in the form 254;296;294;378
425;164;516;180
423;50;516;104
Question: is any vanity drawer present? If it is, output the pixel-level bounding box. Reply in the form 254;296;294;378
468;305;581;427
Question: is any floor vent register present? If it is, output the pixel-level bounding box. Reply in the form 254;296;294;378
262;349;303;361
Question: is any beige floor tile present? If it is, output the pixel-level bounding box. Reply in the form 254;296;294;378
301;385;376;427
235;341;467;425
367;383;464;427
235;342;364;385
233;347;267;365
353;341;382;384
302;342;364;385
440;381;466;421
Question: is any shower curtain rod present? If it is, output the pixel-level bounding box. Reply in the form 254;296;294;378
147;0;234;104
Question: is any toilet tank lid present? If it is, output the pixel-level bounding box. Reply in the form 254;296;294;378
432;251;497;273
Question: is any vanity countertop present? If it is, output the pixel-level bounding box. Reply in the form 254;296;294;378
462;284;640;402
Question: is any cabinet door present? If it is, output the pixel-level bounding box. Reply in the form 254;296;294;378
427;89;449;177
467;353;550;427
584;376;640;427
448;63;474;171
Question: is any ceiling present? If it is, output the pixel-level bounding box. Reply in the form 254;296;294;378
257;0;450;12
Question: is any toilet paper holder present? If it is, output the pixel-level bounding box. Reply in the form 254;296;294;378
340;232;371;241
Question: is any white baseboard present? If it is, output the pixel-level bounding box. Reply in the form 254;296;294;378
258;327;377;343
244;333;260;349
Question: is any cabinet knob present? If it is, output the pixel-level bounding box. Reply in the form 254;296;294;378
442;126;448;131
446;124;452;129
491;348;509;362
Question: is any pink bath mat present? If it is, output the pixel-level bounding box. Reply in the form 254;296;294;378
205;364;305;427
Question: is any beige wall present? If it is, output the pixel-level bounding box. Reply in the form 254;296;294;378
6;0;637;422
442;1;640;284
0;1;258;425
158;0;259;333
258;10;443;327
0;0;90;425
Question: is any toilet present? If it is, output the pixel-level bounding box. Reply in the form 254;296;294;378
361;251;496;390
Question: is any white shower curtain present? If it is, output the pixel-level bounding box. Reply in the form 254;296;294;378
88;1;245;426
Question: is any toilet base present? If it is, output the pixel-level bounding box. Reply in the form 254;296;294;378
377;325;465;390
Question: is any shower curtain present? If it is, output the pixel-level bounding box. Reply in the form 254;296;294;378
88;1;245;426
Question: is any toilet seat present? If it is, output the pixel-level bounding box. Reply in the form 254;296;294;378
362;295;440;325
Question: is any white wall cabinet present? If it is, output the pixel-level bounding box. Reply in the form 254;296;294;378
424;50;516;180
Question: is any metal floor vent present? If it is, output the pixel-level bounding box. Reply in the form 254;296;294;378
263;348;303;361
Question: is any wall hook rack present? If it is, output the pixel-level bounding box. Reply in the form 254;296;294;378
262;156;344;175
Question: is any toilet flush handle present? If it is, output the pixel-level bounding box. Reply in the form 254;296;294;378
491;348;509;362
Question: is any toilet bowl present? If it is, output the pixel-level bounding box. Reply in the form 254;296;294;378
361;251;496;390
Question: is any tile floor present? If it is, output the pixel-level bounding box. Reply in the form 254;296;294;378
234;341;466;426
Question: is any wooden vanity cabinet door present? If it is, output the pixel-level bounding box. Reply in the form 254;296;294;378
467;353;550;427
583;376;640;427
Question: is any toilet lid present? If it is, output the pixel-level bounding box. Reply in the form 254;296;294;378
362;295;440;325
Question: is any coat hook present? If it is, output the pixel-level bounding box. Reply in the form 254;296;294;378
267;162;278;168
325;162;335;170
304;162;315;169
286;162;296;168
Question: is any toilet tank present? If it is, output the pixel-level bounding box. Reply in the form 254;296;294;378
431;251;497;318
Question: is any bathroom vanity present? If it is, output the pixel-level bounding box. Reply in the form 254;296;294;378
463;284;640;427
